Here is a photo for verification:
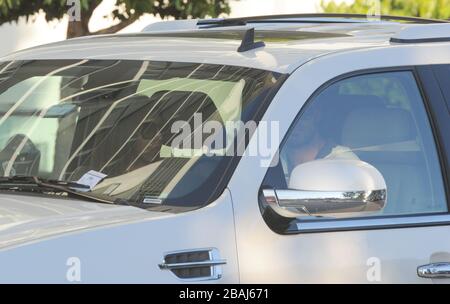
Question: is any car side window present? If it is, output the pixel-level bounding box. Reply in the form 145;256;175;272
433;65;450;112
262;71;447;222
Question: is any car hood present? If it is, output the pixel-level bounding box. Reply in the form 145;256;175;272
0;193;165;250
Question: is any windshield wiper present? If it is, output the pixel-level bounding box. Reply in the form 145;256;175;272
0;176;117;205
0;176;90;189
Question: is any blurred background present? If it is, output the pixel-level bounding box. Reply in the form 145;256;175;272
0;0;449;57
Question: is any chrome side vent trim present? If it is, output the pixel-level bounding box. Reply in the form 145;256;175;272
159;248;226;281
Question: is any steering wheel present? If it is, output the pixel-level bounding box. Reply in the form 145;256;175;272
0;134;41;176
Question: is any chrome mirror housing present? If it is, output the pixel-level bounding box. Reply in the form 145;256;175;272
263;159;387;218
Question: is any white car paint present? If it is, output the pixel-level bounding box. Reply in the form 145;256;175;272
229;37;450;283
0;194;164;251
0;19;449;283
0;190;239;283
1;22;410;74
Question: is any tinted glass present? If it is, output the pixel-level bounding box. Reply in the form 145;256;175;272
263;71;447;223
433;65;450;112
0;60;283;211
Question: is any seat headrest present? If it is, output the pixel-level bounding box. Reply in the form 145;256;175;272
314;94;385;140
341;107;417;148
314;93;385;110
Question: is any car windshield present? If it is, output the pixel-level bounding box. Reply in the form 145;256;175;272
0;59;284;211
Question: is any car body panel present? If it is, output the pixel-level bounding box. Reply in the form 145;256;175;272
0;19;449;283
0;190;238;283
0;194;163;250
0;22;412;74
228;42;450;283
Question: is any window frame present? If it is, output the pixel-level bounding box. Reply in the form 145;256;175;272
259;66;450;234
430;64;450;112
416;65;450;210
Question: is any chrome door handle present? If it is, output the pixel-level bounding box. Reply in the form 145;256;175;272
418;263;450;278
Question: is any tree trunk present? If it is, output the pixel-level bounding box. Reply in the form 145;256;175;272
65;1;139;39
66;1;101;39
67;20;91;39
67;13;139;38
92;16;139;35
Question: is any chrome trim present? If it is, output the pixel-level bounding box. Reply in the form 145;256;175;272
158;259;227;270
263;188;386;218
418;263;450;279
295;214;450;233
158;248;226;281
263;188;296;218
209;247;224;280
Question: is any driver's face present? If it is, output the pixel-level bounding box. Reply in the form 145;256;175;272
134;132;162;163
290;109;319;147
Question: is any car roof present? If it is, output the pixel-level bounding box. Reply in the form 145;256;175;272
2;14;450;74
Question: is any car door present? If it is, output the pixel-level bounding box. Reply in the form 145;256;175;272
230;67;450;283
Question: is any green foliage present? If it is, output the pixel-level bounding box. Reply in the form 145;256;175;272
113;0;231;21
0;0;231;37
321;0;450;19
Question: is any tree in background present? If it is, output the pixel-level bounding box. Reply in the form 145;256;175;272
321;0;450;20
0;0;231;38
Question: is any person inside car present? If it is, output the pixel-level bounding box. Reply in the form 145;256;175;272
282;98;359;179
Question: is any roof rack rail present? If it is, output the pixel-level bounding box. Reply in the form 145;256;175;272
197;13;450;28
390;24;450;44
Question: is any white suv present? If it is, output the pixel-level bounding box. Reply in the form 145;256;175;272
0;14;449;283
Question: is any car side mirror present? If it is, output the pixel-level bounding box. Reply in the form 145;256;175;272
263;159;387;218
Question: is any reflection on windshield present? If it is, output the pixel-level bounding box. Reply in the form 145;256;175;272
0;59;283;210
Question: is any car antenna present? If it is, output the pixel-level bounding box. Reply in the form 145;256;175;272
237;28;266;52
